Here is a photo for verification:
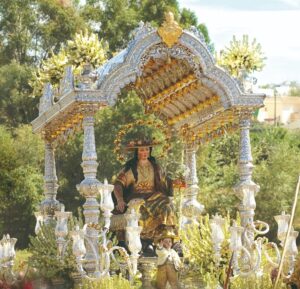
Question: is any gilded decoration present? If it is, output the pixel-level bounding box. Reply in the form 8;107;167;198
42;102;103;143
167;95;220;125
157;12;183;48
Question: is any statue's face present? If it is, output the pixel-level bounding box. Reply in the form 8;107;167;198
138;147;150;161
162;238;173;249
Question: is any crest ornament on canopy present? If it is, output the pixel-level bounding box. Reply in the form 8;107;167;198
157;12;183;48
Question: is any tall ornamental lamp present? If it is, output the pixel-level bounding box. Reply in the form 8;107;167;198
125;200;144;276
55;207;72;256
99;178;115;230
210;214;225;266
0;234;17;279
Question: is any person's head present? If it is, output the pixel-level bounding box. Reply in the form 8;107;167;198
161;237;173;249
137;146;150;161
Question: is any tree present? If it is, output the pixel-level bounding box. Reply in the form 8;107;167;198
0;0;37;65
80;0;213;53
0;62;37;127
36;0;88;58
0;125;44;248
0;0;88;127
289;81;300;96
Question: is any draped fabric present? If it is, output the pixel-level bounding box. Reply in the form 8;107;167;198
114;161;178;240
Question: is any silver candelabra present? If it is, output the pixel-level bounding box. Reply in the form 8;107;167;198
35;179;142;283
209;211;298;278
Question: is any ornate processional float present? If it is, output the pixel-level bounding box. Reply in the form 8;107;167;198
21;11;299;289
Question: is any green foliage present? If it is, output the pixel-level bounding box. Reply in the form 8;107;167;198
13;250;40;280
197;124;300;241
180;214;231;287
288;81;300;96
230;273;286;289
0;62;37;126
0;0;37;65
217;35;266;79
180;214;289;289
36;0;88;55
81;275;138;289
251;125;300;239
198;132;240;216
0;0;87;65
0;125;44;248
29;224;77;281
0;0;87;127
81;0;213;52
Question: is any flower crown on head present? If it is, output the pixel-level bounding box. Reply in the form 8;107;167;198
126;138;161;150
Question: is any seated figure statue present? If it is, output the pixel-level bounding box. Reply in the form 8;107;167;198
113;139;178;253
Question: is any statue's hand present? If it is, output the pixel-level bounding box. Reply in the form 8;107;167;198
117;199;126;213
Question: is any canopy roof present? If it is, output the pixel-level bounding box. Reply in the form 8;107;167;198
32;13;265;144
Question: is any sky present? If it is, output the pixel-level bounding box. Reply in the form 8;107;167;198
178;0;300;85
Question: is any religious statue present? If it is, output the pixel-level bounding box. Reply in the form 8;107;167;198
156;228;182;289
113;139;178;254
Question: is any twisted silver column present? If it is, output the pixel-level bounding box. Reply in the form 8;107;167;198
77;115;101;274
233;116;261;274
40;142;62;225
234;118;260;239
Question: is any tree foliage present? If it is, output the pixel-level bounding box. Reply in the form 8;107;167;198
0;125;44;248
29;224;77;284
0;62;37;127
81;0;213;52
288;81;300;96
0;0;88;126
198;123;300;240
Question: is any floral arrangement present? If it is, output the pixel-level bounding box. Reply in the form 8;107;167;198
30;29;108;98
216;35;266;79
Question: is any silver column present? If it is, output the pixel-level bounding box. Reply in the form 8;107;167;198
181;144;204;227
234;117;260;245
77;115;101;274
40;142;62;225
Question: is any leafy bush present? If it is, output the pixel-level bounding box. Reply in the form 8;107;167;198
180;214;231;288
230;273;286;289
81;275;138;289
28;224;77;283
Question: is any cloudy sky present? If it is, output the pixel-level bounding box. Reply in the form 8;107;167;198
178;0;300;85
